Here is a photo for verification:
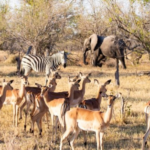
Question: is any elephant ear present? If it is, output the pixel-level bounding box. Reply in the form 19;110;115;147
90;34;98;53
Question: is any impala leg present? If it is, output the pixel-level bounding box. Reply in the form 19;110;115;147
142;128;150;150
54;116;59;143
19;100;26;119
30;95;35;116
83;131;87;147
30;116;35;134
60;128;72;150
36;118;42;136
50;111;55;143
46;111;50;129
100;132;104;150
142;117;150;149
16;105;19;127
70;127;81;150
96;131;100;150
13;104;16;126
24;101;31;130
40;118;42;134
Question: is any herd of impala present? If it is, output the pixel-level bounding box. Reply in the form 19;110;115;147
0;71;150;150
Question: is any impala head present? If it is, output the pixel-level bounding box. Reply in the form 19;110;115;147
68;76;81;91
40;86;49;97
78;72;91;83
20;76;28;85
68;73;80;82
47;71;61;88
49;70;61;79
107;95;117;107
94;79;111;97
2;79;14;90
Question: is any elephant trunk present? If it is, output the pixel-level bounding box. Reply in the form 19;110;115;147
119;57;126;69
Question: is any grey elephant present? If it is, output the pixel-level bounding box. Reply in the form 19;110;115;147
83;34;139;85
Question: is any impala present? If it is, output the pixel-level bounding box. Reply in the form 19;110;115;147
80;79;111;110
21;71;62;130
72;72;91;107
3;76;28;126
30;72;91;139
29;74;80;135
142;102;150;150
0;79;14;109
60;95;118;150
0;83;13;95
31;77;81;142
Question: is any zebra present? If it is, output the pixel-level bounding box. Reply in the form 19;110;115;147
21;51;68;85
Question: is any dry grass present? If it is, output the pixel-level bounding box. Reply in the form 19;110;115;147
0;56;150;150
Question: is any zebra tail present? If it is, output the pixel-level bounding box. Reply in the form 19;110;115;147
26;46;32;55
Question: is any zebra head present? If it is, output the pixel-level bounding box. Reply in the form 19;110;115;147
59;51;69;68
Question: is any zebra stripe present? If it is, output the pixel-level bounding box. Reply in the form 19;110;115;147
21;51;67;77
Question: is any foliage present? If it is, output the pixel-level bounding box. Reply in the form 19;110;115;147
1;0;150;58
1;0;79;55
0;2;9;43
104;0;150;52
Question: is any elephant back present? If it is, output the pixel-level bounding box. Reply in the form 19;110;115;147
100;35;119;58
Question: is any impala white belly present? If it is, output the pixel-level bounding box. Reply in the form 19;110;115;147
77;120;95;131
50;105;62;116
3;97;14;105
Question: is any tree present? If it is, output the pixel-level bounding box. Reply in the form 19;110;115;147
104;0;150;53
2;0;78;55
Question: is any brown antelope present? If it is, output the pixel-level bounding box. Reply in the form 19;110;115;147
30;72;91;138
29;74;81;135
21;71;62;130
31;77;81;142
19;71;61;119
0;84;13;95
0;79;14;109
4;76;28;126
80;79;111;110
142;102;150;150
60;95;118;150
70;72;91;107
30;93;49;135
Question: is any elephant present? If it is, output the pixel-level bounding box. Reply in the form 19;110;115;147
83;34;139;85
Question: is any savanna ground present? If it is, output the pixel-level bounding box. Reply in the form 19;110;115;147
0;51;150;150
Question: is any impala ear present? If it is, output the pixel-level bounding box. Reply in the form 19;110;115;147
49;84;53;88
35;83;42;88
88;73;91;77
104;79;111;86
79;72;83;77
68;75;71;82
9;80;14;84
94;79;99;85
76;79;81;83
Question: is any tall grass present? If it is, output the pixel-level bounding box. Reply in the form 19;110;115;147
0;60;150;149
